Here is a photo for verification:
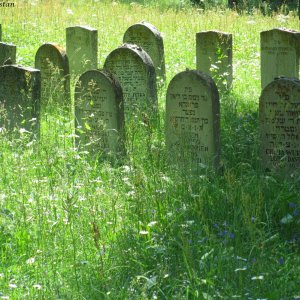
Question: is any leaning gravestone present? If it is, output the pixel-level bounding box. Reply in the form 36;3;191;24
104;43;157;118
123;21;166;81
0;65;40;134
261;28;300;90
196;30;233;90
35;43;70;106
66;26;98;77
74;70;125;157
166;70;220;171
260;77;300;175
0;42;16;65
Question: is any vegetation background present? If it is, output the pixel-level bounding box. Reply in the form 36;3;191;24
0;0;300;299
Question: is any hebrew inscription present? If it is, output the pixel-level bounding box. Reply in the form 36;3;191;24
166;70;220;171
260;77;300;174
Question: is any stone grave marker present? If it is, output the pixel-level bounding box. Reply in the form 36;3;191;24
35;43;70;106
0;42;16;65
0;65;40;134
196;30;233;90
123;21;166;81
66;25;98;77
166;70;220;171
104;43;157;119
261;28;300;90
74;70;125;157
260;77;300;174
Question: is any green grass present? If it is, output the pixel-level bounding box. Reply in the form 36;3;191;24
1;0;300;299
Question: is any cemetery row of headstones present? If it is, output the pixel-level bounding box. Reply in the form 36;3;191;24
1;23;299;92
0;23;300;175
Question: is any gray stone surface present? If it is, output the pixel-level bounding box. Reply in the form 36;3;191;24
260;77;300;174
123;21;166;81
0;65;40;135
166;70;220;171
196;30;233;91
66;26;98;77
75;70;125;157
104;43;157;119
35;43;70;106
0;42;16;65
261;28;300;90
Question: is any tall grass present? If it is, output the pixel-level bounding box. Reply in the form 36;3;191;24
0;1;300;299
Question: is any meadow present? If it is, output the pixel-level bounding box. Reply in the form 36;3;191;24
0;0;300;299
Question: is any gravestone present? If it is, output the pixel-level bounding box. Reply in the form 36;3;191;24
35;43;70;106
0;65;40;134
261;28;300;90
123;21;166;81
260;77;300;175
66;26;98;77
74;70;125;157
104;43;157;118
166;70;220;171
0;42;16;65
196;30;233;90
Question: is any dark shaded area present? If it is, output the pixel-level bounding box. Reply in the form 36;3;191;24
225;0;299;14
191;0;299;14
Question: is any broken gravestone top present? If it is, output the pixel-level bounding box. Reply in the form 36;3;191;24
196;30;233;91
66;25;98;77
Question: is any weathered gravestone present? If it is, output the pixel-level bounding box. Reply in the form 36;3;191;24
261;28;300;90
0;42;16;65
74;70;125;157
260;77;300;175
104;43;157;118
66;26;98;77
196;30;233;90
0;65;40;134
35;43;70;106
166;70;220;171
123;21;166;81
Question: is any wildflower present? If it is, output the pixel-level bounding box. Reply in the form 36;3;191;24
278;257;284;265
230;232;235;239
251;216;255;223
289;202;297;208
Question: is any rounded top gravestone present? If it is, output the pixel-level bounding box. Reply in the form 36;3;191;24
74;69;125;158
104;43;157;119
123;21;166;81
35;43;70;106
166;69;220;172
260;76;300;175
